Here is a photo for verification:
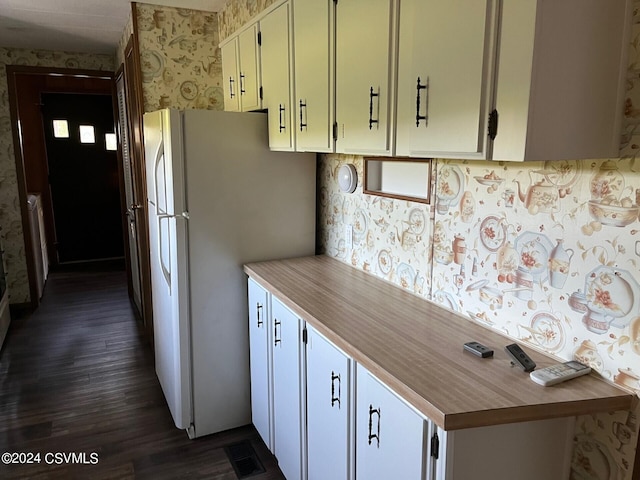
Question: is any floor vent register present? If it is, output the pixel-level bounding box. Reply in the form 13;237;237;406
224;440;266;478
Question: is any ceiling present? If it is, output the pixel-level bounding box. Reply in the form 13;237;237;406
0;0;228;54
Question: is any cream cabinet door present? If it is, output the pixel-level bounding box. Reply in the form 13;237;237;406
306;326;351;480
221;38;240;112
238;25;262;112
335;0;396;155
293;0;335;153
260;3;294;151
395;0;497;159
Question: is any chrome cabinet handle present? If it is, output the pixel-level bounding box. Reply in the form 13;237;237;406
331;371;341;408
256;303;263;327
229;77;235;99
368;404;381;447
274;319;281;345
369;87;380;130
416;76;428;127
299;99;308;131
240;73;246;95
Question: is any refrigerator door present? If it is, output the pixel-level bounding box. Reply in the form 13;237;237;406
143;109;186;216
143;109;192;432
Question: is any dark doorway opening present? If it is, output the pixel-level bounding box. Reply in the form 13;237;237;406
41;93;124;264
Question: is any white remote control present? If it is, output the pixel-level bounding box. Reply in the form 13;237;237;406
529;361;591;386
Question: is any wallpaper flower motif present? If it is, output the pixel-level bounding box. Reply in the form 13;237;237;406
135;3;224;113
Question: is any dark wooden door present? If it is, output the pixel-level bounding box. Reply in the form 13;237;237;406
41;93;124;263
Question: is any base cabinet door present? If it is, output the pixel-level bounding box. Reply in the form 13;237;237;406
306;326;351;480
247;279;272;451
355;364;425;480
272;297;305;480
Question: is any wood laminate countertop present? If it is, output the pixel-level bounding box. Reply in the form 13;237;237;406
244;255;635;431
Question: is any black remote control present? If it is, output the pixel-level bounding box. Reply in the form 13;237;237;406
463;341;494;358
505;343;536;372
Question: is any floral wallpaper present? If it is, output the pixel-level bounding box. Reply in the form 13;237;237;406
0;48;114;304
134;3;223;113
218;0;279;41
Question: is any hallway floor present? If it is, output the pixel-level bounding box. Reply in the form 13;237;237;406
0;262;284;479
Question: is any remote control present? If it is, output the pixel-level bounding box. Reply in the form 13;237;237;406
463;341;494;358
530;361;591;386
505;343;536;372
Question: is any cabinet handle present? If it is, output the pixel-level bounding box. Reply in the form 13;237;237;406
279;104;286;132
299;100;308;131
229;77;235;99
368;404;381;447
274;319;281;346
415;76;428;127
240;73;246;95
369;86;379;130
256;303;263;327
331;371;341;408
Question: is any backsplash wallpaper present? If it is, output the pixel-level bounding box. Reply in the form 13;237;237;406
0;48;114;304
218;0;278;41
134;3;224;113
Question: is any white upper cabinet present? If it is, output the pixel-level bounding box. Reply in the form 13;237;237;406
293;0;335;153
335;0;397;156
260;2;295;151
395;0;498;159
491;0;631;161
221;39;240;112
221;25;262;112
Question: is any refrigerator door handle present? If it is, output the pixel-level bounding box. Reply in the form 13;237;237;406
157;213;172;288
154;139;165;215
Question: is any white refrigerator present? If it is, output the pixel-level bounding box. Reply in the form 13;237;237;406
143;109;316;438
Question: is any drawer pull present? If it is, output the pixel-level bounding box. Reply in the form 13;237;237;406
229;77;235;99
256;303;263;327
274;319;281;346
279;104;286;132
299;100;308;131
369;86;380;130
368;404;381;447
416;76;428;127
240;73;246;95
331;371;341;408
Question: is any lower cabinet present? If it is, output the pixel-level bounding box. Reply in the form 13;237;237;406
355;364;426;480
247;279;272;451
246;279;574;480
271;296;306;480
306;326;352;480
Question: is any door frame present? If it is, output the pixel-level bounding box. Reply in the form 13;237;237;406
6;65;116;309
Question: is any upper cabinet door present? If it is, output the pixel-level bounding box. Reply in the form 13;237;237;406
395;0;497;159
221;39;240;112
491;0;631;161
238;25;262;112
293;0;335;153
336;0;396;156
260;3;294;151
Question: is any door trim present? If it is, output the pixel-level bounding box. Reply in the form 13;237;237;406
6;65;115;309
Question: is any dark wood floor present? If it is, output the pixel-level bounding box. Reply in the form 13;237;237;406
0;262;284;479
